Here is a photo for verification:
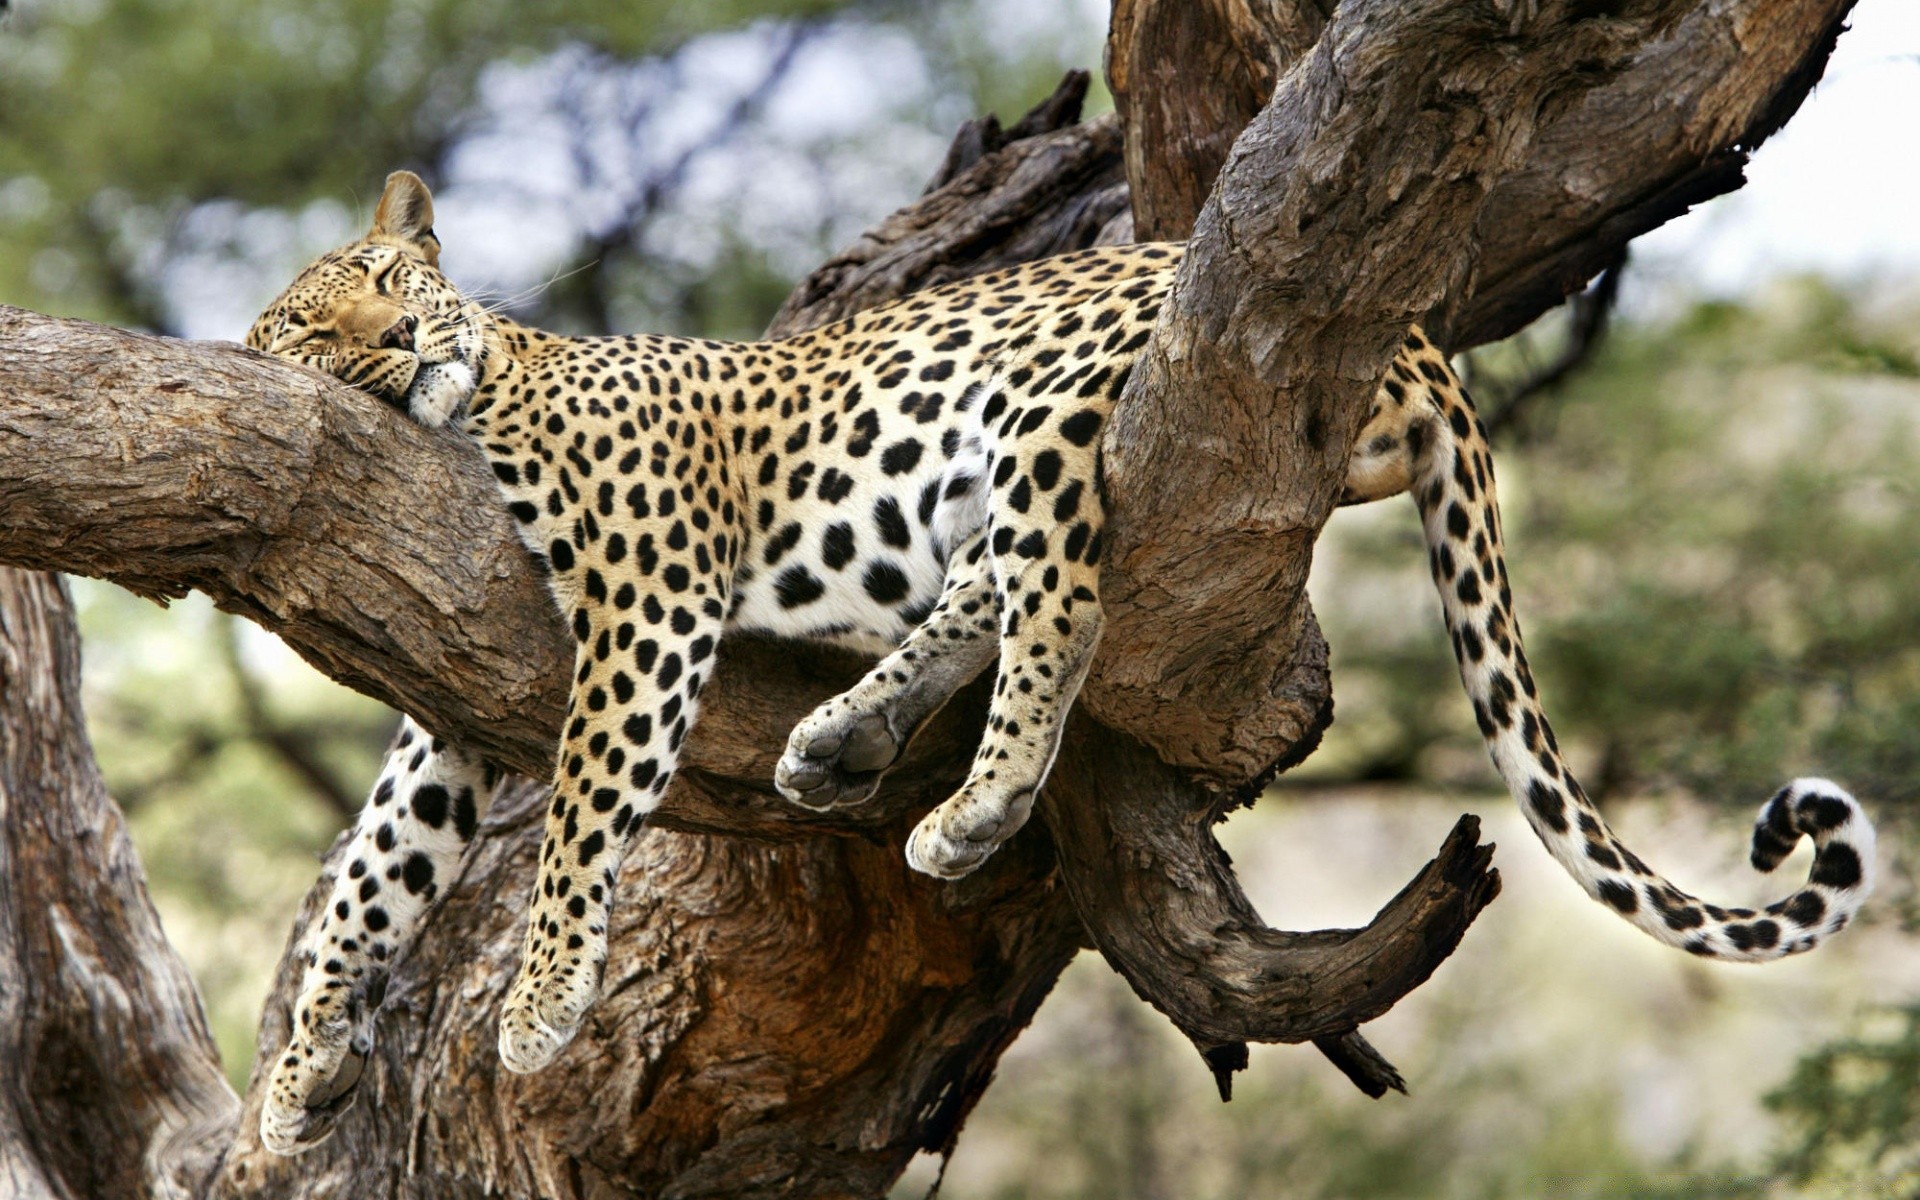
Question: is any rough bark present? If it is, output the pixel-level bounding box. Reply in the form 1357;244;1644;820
1107;0;1330;242
0;0;1858;1195
1106;0;1855;346
1089;0;1855;785
0;570;239;1200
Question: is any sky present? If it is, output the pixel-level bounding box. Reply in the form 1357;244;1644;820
1629;0;1920;302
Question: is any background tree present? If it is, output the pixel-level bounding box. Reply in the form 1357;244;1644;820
3;0;1920;1190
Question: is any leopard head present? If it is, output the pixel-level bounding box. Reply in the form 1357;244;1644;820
248;171;486;426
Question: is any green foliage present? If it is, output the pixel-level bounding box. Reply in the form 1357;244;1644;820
1;0;853;324
1764;1007;1920;1194
0;0;1105;333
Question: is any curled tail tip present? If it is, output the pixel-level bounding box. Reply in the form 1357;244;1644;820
1704;775;1873;963
1749;776;1873;876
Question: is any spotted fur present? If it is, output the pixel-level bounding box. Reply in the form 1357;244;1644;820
247;172;1871;1154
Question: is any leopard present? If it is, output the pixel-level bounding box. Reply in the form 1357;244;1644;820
245;170;1874;1154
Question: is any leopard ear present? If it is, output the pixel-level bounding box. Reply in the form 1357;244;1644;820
371;170;441;266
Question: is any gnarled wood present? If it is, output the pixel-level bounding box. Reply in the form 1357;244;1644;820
0;0;1862;1193
0;570;239;1200
1107;0;1329;242
1105;0;1857;348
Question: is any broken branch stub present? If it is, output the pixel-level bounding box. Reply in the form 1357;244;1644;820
1042;720;1501;1098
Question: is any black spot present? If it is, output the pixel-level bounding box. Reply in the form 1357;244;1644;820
576;830;606;865
1810;843;1864;890
818;468;855;503
1059;410;1101;446
822;522;856;570
1780;891;1826;927
863;561;910;604
1797;792;1853;832
1525;779;1568;833
364;907;390;933
402;852;435;895
453;788;478;841
1053;480;1082;522
775;566;826;608
880;439;924;476
874;497;912;548
1030;450;1062;491
1597;879;1638;913
1062;523;1088;562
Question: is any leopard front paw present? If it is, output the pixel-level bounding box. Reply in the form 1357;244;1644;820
496;962;601;1075
904;786;1036;880
775;707;901;810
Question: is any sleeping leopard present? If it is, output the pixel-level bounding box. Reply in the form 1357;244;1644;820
245;171;1875;1153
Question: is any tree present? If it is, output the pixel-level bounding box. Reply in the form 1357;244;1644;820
0;0;1860;1195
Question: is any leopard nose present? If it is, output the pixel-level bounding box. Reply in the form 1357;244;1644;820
379;313;417;351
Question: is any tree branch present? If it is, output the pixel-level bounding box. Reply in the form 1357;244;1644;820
1106;0;1856;350
1090;0;1851;784
0;570;238;1200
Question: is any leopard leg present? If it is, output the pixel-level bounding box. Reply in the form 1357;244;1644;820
775;531;1001;809
261;717;493;1154
1338;337;1430;506
496;579;727;1075
906;378;1108;879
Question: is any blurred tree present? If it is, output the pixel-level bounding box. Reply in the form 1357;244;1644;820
0;0;1104;337
0;0;857;328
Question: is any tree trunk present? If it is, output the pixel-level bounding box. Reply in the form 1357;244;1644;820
0;570;237;1200
0;0;1856;1195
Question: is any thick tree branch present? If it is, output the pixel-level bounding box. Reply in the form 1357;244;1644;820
1107;0;1856;348
1091;0;1844;785
1107;0;1331;242
1044;720;1500;1100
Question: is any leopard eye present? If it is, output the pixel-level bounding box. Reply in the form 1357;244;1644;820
369;255;404;297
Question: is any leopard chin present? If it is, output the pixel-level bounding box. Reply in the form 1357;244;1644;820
406;359;475;427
